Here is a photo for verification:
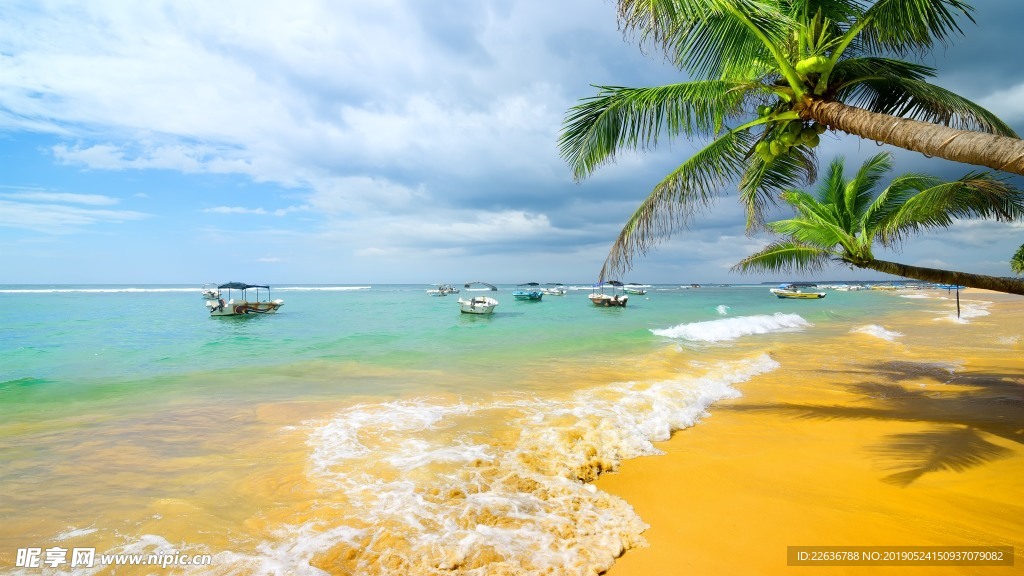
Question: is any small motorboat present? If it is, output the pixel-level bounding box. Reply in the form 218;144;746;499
513;282;543;301
458;295;498;314
205;282;284;316
588;280;628;307
200;283;221;299
624;283;648;295
769;284;826;299
540;283;567;296
427;284;459;296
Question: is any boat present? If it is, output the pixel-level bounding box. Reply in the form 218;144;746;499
426;284;459;296
200;283;221;299
463;281;498;292
457;295;499;314
513;282;543;301
540;283;567;296
623;283;648;295
205;282;284;316
588;280;629;307
769;283;826;299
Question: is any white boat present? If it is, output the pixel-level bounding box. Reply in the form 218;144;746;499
426;284;459;296
457;295;498;314
540;283;567;296
200;283;221;299
624;283;648;295
205;282;284;316
769;283;826;299
589;281;628;307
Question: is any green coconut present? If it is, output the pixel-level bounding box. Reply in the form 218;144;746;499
814;123;827;134
804;134;820;148
787;121;804;135
800;127;817;142
780;131;798;146
757;104;772;117
769;141;784;156
795;56;829;75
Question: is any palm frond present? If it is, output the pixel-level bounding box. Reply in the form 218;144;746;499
846;152;894;223
859;0;975;56
617;0;786;80
738;141;818;229
559;81;758;180
600;128;758;279
863;171;936;245
731;240;834;274
837;74;1018;136
879;173;1024;242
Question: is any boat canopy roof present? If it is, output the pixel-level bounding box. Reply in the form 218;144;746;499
464;282;497;291
218;282;269;290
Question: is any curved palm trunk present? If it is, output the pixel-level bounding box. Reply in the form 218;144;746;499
801;99;1024;176
856;258;1024;296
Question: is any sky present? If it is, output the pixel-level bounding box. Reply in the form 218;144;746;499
2;0;1023;285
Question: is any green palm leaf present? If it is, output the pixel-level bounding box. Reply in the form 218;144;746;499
731;240;835;274
559;81;757;180
601;128;758;279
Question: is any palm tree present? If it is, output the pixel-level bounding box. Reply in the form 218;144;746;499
1012;244;1024;277
559;0;1022;279
732;153;1024;295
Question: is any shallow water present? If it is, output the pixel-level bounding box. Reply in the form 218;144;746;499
0;284;993;574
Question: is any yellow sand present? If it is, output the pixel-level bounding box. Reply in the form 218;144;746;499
599;290;1024;575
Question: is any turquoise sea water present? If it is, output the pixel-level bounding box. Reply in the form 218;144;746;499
0;283;984;575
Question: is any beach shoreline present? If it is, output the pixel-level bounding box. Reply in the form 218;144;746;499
598;289;1024;575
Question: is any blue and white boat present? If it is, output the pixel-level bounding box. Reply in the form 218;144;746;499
513;282;543;301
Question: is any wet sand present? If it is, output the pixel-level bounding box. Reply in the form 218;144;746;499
599;289;1024;575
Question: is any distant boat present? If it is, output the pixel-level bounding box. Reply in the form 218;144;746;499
540;283;567;296
624;283;647;295
769;283;826;299
205;282;284;316
200;283;221;299
513;282;543;301
589;281;628;307
427;284;459;296
463;281;498;292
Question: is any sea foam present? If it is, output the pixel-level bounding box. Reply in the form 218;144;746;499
257;354;782;576
651;313;810;342
851;324;903;341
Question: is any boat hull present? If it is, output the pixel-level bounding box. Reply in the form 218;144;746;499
206;299;285;316
588;294;628;307
512;291;543;301
458;297;498;314
770;289;826;299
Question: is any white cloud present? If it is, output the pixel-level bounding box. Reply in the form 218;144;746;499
0;191;119;205
203;205;308;216
0;199;149;234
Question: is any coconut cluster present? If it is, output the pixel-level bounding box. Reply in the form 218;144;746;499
754;115;826;163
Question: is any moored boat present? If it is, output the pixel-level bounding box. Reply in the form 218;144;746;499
457;295;499;314
769;283;826;299
589;280;628;307
513;282;543;301
200;283;221;299
205;282;284;316
540;283;567;296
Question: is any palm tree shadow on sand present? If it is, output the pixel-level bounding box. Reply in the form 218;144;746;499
724;361;1022;486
